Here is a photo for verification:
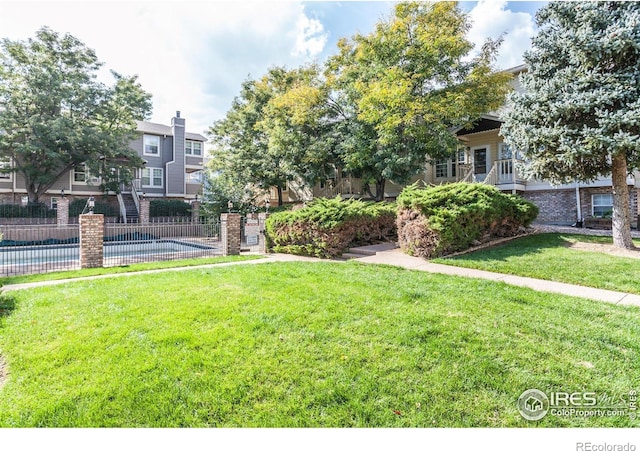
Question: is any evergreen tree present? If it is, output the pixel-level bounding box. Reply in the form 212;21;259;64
501;1;640;249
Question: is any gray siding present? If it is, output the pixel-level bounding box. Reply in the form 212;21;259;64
167;116;186;195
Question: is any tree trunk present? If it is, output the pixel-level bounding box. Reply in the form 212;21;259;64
611;153;635;249
277;185;283;207
374;178;386;202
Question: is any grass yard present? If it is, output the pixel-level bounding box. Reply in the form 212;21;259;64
0;255;262;287
433;233;640;294
0;261;639;427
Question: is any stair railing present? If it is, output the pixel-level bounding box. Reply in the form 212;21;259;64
116;193;127;224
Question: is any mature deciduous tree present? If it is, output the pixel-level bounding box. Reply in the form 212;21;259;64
0;27;152;204
326;1;511;200
501;1;640;249
208;65;339;206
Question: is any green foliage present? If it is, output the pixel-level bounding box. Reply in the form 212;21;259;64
68;198;117;217
265;197;397;257
502;1;640;183
325;1;513;199
0;203;56;218
208;65;339;206
149;199;191;218
0;27;152;204
200;170;262;219
396;183;538;258
500;1;640;247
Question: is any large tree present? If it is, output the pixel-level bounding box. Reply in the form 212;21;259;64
0;27;152;204
501;1;640;250
326;1;512;200
208;65;339;206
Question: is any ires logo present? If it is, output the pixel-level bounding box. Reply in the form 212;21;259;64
549;392;597;407
517;389;633;421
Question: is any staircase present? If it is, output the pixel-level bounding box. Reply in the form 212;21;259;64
120;192;139;223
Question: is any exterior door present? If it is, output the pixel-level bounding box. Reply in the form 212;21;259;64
474;148;487;180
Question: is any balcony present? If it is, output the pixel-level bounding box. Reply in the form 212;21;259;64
458;160;527;191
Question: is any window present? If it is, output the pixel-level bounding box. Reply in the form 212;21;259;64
143;135;160;156
185;140;202;156
186;171;203;184
51;197;59;210
73;163;100;184
435;159;449;178
592;193;613;218
142;167;163;188
0;158;11;180
435;158;458;179
499;143;523;160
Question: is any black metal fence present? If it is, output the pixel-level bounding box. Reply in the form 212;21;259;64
103;221;222;267
0;220;223;276
0;225;80;276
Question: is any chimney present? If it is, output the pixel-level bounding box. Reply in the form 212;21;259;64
176;110;181;118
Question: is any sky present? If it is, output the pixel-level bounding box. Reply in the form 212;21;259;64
0;0;547;137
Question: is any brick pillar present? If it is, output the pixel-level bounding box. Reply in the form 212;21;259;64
258;212;270;254
220;213;241;256
140;199;150;224
79;214;104;268
191;201;200;223
57;197;69;226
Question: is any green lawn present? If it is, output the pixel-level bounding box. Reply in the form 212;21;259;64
0;261;638;427
433;233;640;294
0;255;262;287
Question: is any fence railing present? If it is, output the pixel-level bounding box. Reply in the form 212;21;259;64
103;221;222;267
0;224;80;276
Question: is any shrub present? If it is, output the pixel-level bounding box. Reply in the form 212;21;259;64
150;199;191;217
69;199;117;217
396;183;538;258
0;203;56;218
265;197;397;258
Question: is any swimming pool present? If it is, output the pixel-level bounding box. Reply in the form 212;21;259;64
0;239;221;275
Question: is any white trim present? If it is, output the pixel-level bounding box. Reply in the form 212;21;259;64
470;145;491;176
72;163;100;185
591;193;613;218
142;167;164;188
143;134;161;157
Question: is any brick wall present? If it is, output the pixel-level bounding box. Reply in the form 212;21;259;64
57;197;69;225
580;186;638;218
140;199;150;224
79;214;104;268
521;189;578;225
221;213;241;256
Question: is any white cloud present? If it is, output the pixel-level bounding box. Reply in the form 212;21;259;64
291;14;328;58
0;1;329;135
468;0;537;70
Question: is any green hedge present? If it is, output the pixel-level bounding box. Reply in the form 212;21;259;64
150;199;191;217
69;199;118;217
396;183;538;258
0;203;56;218
265;197;397;258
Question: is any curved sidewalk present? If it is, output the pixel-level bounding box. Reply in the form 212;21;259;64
353;247;640;307
2;250;639;308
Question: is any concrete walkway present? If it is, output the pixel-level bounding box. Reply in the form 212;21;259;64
2;247;640;308
350;246;640;307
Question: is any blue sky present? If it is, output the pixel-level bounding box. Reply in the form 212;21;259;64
0;1;547;136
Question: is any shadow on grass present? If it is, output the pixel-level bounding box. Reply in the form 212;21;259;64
0;295;16;320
